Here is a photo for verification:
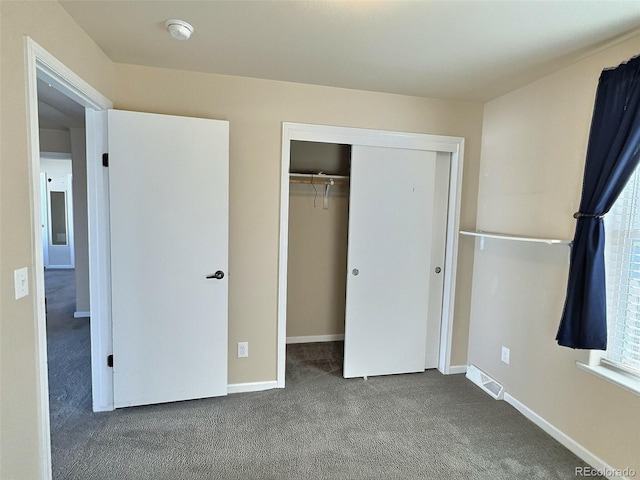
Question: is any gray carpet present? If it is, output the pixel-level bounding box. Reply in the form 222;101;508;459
46;269;600;480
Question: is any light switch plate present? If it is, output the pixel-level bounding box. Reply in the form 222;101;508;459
14;267;29;299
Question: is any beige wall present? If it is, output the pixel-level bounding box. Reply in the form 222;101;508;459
287;185;350;338
287;141;350;339
0;1;113;478
469;34;640;472
114;63;484;382
39;128;71;153
290;141;350;176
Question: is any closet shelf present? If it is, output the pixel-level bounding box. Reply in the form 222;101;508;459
459;230;571;246
289;173;349;186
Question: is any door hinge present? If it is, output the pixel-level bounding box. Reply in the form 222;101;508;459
102;153;109;167
107;354;113;367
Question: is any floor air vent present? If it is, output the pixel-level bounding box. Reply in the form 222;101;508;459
465;365;504;400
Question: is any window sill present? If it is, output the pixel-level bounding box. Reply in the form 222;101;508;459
576;362;640;397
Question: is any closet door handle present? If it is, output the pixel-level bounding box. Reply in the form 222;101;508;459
352;269;359;276
206;270;225;280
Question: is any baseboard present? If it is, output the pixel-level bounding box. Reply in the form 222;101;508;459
504;393;629;480
447;365;468;375
74;311;90;318
227;381;278;394
286;334;344;344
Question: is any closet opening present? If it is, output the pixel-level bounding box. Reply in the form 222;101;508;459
285;141;351;383
277;123;465;388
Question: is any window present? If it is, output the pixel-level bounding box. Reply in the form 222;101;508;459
603;168;640;377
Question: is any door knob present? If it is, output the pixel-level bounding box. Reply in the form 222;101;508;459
435;267;442;274
352;268;359;276
206;270;225;280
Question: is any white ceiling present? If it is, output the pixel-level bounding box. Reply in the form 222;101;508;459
59;1;640;103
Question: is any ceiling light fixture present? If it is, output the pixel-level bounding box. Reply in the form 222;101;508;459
165;19;194;41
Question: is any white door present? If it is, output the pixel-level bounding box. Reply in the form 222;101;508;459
343;146;438;378
41;158;75;268
108;110;229;408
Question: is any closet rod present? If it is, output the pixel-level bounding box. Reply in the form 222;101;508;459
289;173;349;186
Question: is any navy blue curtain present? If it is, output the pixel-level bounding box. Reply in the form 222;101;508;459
557;55;640;349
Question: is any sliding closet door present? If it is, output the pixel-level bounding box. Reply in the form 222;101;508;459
424;153;451;369
343;146;437;378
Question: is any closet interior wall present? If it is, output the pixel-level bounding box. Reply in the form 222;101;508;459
286;141;350;342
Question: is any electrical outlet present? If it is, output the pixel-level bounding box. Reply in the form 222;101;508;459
501;346;510;365
238;341;248;358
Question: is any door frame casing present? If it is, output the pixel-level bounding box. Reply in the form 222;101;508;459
277;122;465;387
26;37;112;479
